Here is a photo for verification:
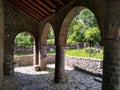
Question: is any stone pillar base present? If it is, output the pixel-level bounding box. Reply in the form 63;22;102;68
4;62;15;75
34;65;40;71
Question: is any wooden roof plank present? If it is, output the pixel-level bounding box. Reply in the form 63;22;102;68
21;0;46;17
9;0;41;21
55;0;64;5
28;0;50;15
14;0;43;19
44;0;57;9
35;0;52;12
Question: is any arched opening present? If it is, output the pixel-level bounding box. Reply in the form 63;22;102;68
39;23;55;71
56;6;103;88
66;9;103;59
14;31;35;67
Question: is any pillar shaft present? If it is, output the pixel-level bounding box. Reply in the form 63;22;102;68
54;45;65;83
102;41;120;90
39;45;47;70
33;44;39;65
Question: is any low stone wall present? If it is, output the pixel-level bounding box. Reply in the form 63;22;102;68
14;56;33;66
47;55;102;75
14;55;103;75
14;46;33;54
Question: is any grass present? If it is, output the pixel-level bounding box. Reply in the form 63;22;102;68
14;48;103;60
48;48;103;60
14;54;33;57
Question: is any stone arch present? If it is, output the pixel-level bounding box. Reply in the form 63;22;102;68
58;6;102;46
13;31;36;66
40;23;55;45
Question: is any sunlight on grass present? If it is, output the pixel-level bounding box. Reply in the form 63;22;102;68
14;48;103;59
14;54;33;57
48;48;103;60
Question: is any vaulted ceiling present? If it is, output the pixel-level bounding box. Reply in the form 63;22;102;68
9;0;72;22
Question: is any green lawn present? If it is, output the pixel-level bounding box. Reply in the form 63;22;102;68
14;48;103;60
48;48;103;60
14;54;33;57
65;49;103;59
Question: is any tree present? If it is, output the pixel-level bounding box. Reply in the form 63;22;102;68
67;9;100;45
47;28;55;44
14;32;33;46
83;27;101;46
67;19;84;43
76;9;98;28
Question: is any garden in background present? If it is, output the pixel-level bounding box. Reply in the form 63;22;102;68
14;9;103;60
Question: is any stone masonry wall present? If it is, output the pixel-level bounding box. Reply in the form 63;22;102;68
14;46;33;54
14;55;103;75
14;56;33;67
3;0;39;75
0;0;4;88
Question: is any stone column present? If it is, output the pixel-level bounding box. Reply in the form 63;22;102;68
54;45;65;83
102;40;120;90
39;45;47;70
33;39;40;71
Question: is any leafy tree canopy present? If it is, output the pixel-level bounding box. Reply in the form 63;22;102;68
14;32;33;46
83;27;101;45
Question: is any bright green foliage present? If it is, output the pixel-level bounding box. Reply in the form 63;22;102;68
76;9;98;27
14;32;33;46
67;9;100;44
83;27;101;45
47;27;54;39
47;28;55;44
67;19;84;43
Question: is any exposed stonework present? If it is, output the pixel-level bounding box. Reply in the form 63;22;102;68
0;0;4;88
14;46;33;54
3;0;39;75
0;0;120;89
14;56;33;67
14;55;103;75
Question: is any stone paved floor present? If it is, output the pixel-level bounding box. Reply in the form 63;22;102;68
1;64;102;90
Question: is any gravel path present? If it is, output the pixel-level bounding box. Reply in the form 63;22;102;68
1;64;102;90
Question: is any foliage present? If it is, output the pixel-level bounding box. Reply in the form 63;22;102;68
47;27;54;39
76;9;98;27
67;9;100;44
67;19;84;43
83;27;101;45
14;32;33;46
47;28;55;44
47;39;54;44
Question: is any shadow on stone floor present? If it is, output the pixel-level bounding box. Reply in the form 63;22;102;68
1;65;102;90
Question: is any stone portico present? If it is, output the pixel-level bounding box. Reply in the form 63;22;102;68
0;0;120;90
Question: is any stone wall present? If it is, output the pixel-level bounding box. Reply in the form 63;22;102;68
14;56;33;67
14;55;103;75
47;55;102;75
0;0;4;88
3;0;39;75
14;46;33;54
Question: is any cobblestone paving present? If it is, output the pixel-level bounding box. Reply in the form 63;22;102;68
1;65;102;90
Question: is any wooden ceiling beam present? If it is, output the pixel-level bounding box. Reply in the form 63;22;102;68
35;0;52;12
9;0;41;21
21;0;46;17
14;0;42;19
28;0;50;15
55;0;64;5
44;0;57;9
